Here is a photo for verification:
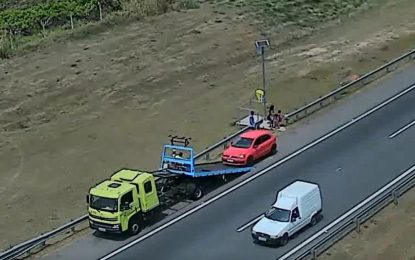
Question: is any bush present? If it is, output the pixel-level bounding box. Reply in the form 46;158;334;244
119;0;173;16
0;30;13;58
0;0;99;33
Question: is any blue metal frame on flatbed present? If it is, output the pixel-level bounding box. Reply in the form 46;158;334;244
160;144;252;177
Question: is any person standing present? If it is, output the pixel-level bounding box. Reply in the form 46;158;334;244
267;104;275;128
249;111;256;129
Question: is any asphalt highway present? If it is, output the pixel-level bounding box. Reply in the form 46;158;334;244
108;86;415;260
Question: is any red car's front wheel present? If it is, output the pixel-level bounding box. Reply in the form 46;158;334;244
246;156;254;167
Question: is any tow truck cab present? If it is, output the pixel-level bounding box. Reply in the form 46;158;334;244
87;169;160;235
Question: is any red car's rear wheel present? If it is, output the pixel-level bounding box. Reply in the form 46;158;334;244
270;144;277;155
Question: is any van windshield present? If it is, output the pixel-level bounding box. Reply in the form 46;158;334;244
265;207;290;222
90;195;118;212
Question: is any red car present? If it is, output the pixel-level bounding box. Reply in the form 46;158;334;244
222;129;277;166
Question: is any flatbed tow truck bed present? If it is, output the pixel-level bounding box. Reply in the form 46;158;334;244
195;161;248;172
160;136;253;178
194;161;252;176
154;136;254;200
163;160;252;177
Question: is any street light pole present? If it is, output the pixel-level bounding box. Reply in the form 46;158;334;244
255;39;270;123
261;46;266;120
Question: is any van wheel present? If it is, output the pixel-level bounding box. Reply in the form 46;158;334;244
128;217;142;236
246;156;254;167
310;215;318;226
279;233;289;246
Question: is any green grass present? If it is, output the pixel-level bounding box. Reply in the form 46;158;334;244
0;0;200;59
215;0;375;27
0;12;142;58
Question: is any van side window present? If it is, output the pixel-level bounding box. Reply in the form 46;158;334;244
292;207;300;219
121;191;133;206
144;181;152;194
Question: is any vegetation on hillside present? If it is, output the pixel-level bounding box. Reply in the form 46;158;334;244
0;0;375;59
0;0;192;58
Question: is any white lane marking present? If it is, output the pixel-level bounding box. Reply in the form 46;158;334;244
236;214;264;232
100;84;415;260
388;119;415;139
278;164;415;260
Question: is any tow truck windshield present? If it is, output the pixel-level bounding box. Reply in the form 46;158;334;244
90;195;118;212
265;207;290;222
232;137;254;148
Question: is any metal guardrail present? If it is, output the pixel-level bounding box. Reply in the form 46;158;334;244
0;215;88;260
2;48;415;260
279;164;415;260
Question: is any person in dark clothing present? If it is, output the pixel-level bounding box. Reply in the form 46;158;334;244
249;111;256;129
267;104;275;128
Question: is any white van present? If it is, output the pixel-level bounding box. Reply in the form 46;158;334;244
251;180;322;246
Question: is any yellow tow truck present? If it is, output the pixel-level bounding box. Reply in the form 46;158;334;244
87;169;160;235
86;136;253;235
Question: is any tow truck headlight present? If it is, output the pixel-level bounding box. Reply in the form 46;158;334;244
239;154;245;158
113;224;119;229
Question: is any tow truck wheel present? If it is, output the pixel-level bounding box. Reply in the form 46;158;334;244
192;186;203;200
221;175;228;183
128;217;142;236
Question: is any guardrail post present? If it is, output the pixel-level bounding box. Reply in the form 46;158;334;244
311;248;317;260
392;190;398;205
354;217;361;233
205;151;210;161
